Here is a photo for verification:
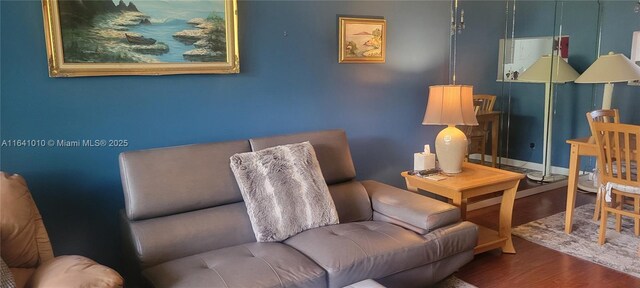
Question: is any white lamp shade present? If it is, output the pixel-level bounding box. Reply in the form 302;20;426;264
575;52;640;83
422;85;478;126
518;55;580;83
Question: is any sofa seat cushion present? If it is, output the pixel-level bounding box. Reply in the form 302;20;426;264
284;221;431;288
142;242;326;288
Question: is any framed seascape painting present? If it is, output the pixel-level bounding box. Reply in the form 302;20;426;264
338;17;386;63
41;0;239;77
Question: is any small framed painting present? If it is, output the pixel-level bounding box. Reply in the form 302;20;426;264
41;0;239;77
338;17;386;63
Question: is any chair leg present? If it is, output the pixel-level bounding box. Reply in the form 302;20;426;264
615;194;622;233
593;188;602;221
599;206;607;245
635;196;640;236
480;142;485;165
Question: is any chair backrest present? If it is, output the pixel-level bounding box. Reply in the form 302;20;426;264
462;106;481;135
592;122;639;187
587;109;620;141
473;95;496;112
0;173;54;269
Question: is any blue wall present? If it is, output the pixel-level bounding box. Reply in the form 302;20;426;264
1;0;451;271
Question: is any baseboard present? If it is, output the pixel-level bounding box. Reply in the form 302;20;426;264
468;154;580;176
467;179;568;211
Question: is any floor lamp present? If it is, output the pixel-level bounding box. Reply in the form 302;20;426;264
575;52;640;109
573;52;640;192
519;55;580;182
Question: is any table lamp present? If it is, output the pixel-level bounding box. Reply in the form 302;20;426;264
575;52;640;109
422;85;478;174
518;55;580;182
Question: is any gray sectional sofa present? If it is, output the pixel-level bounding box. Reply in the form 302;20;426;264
119;129;478;288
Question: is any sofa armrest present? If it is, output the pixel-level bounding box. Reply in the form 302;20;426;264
30;255;123;288
423;221;478;262
361;180;460;233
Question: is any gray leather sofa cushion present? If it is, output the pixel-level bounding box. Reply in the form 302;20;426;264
376;221;477;288
120;140;251;220
328;181;372;223
249;129;356;185
126;202;256;268
284;221;431;288
377;248;474;288
373;212;429;234
143;243;327;288
362;180;460;232
420;221;477;263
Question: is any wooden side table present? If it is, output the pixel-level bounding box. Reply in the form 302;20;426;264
402;162;524;254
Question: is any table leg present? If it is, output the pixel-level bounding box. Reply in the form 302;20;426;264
491;115;499;168
635;197;640;236
615;193;622;232
451;195;467;220
499;183;518;254
405;178;418;193
565;143;581;234
594;183;602;221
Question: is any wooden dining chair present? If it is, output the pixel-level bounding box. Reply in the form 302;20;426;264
592;122;640;245
465;95;496;165
586;109;620;221
473;94;497;112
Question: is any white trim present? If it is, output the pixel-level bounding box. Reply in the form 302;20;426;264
468;154;573;175
467;179;568;211
465;154;574;211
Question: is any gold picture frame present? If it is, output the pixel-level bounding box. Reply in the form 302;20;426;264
41;0;239;77
338;17;386;64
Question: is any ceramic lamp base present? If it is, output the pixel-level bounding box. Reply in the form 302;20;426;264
435;125;468;174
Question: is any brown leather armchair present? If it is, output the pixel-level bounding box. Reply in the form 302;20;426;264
0;172;123;288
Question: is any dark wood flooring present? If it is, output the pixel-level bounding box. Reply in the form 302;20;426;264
455;186;640;287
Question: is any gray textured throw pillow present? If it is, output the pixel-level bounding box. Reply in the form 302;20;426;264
230;141;339;242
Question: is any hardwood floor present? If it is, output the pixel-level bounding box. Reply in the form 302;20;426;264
455;186;640;287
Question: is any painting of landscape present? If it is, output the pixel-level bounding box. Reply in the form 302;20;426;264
345;24;383;57
339;17;386;63
42;0;239;76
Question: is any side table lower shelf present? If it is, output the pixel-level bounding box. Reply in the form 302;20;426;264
474;225;511;254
